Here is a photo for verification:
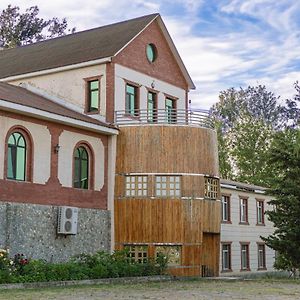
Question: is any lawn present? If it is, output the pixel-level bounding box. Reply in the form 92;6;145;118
0;278;299;299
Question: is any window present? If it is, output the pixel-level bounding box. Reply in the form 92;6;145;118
258;243;266;269
165;97;176;123
155;176;181;197
86;79;100;113
221;195;231;222
204;177;219;200
156;245;181;266
256;200;265;225
147;91;157;122
7;132;27;181
125;176;147;197
221;243;232;271
126;84;139;116
73;146;89;189
240;243;250;271
146;43;157;63
126;245;148;263
240;197;248;223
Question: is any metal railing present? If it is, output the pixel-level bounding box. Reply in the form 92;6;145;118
115;109;214;129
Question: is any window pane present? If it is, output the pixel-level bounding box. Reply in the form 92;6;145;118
7;147;13;179
89;80;99;90
16;147;25;180
90;90;99;109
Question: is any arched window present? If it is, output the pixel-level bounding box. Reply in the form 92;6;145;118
73;146;89;189
7;132;27;181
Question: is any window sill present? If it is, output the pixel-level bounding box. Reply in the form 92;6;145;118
257;267;267;271
239;222;249;225
240;268;251;272
221;269;232;273
221;221;232;224
256;223;265;226
85;110;100;115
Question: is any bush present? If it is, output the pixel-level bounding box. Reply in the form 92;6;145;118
0;249;168;284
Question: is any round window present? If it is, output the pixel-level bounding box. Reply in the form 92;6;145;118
146;43;157;63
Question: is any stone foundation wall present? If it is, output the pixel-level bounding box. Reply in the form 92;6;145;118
0;202;110;262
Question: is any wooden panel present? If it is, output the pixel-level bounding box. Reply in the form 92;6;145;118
116;126;219;176
202;233;220;277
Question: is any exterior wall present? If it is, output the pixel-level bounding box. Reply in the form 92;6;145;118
0;115;51;183
114;20;188;90
58;131;105;191
220;187;275;275
9;64;107;119
0;202;110;262
114;64;186;112
115;125;220;276
0;111;109;210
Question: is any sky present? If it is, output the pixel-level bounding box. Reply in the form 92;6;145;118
2;0;300;109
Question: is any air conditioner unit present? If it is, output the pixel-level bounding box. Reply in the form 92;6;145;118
57;206;78;235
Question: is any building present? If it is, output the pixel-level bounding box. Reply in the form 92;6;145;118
220;179;275;275
0;14;221;276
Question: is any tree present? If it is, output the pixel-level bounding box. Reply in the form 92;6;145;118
211;85;283;185
261;128;300;276
0;5;75;48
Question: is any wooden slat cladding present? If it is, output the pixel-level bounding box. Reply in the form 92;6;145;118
115;198;220;244
116;126;219;176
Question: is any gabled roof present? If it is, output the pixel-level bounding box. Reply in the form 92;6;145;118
0;14;195;89
0;82;117;134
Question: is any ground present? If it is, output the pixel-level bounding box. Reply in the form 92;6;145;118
0;279;300;299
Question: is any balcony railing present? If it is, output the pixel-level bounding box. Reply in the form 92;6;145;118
115;109;214;129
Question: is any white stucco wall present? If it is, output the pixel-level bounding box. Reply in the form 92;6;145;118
220;188;276;275
9;64;106;118
0;117;51;184
58;131;105;191
114;64;186;112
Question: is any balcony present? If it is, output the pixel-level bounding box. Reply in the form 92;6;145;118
115;109;214;129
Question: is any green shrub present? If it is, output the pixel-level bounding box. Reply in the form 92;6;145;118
0;249;168;284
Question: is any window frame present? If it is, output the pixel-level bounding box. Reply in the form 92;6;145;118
125;245;148;264
155;175;181;198
221;194;231;223
72;142;94;190
257;243;266;270
125;175;148;197
84;76;102;114
256;199;265;225
204;177;219;200
239;197;249;224
240;242;250;271
221;242;232;272
125;82;140;117
5;126;33;182
147;90;157;123
165;96;177;123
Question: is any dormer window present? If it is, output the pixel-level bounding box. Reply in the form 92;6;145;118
85;76;101;113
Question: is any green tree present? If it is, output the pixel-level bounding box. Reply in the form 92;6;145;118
0;5;75;48
211;85;285;185
261;128;300;275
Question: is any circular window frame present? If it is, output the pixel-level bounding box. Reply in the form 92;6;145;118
146;43;157;63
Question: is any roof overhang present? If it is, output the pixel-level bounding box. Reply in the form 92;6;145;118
0;99;119;136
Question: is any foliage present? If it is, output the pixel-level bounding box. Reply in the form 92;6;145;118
261;128;300;275
0;5;75;48
211;84;299;185
0;250;168;284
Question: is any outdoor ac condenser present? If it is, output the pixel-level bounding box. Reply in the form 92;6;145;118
57;206;78;235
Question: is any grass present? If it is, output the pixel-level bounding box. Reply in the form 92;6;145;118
0;278;300;299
